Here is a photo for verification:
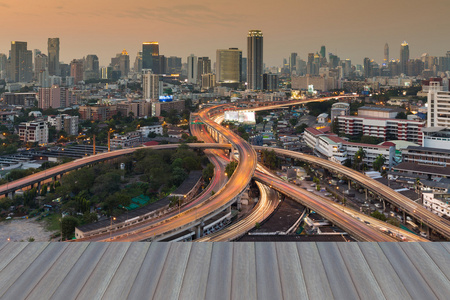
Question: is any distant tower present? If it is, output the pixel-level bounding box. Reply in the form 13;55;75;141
187;54;198;84
48;38;60;76
247;29;263;90
400;41;409;74
320;46;326;59
10;41;32;82
384;43;389;64
142;42;159;73
289;53;297;74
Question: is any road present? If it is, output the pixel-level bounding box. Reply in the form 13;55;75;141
253;146;450;240
254;171;397;242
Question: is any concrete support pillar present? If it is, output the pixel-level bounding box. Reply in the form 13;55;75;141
348;180;351;191
37;182;42;194
365;189;368;201
402;211;406;224
195;223;204;239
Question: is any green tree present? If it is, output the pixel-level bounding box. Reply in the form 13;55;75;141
202;163;215;184
373;154;386;172
61;216;79;240
353;148;366;171
295;123;308;134
225;161;238;178
396;112;407;119
370;210;387;221
289;118;298;127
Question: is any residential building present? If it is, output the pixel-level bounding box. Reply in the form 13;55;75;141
201;73;216;90
402;145;450;167
151;100;185;117
427;79;450;128
247;30;263;90
2;92;36;107
422;127;450;148
110;131;142;149
400;41;409;75
197;57;211;83
38;85;75;109
70;59;84;84
291;75;336;91
138;125;163;137
422;192;450;218
116;100;151;118
187;54;198;84
142;71;162;100
18;120;49;144
262;73;278;91
331;102;350;120
84;54;99;80
79;105;117;121
47;114;79;135
34;53;48;80
111;50;130;78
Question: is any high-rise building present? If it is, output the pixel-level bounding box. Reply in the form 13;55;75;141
84;54;99;80
197;57;211;83
320;46;326;59
289;53;297;74
201;73;216;90
70;59;84;84
363;57;372;78
241;57;247;82
427;79;450;128
247;29;263;90
38;85;75;109
187;54;198;84
19;120;48;145
134;52;142;73
10;41;32;82
306;53;314;75
142;42;159;73
216;48;242;85
142;70;162;101
384;43;389;64
48;38;60;76
167;56;182;74
110;50;130;78
400;41;409;75
262;73;279;91
0;53;8;80
34;53;48;78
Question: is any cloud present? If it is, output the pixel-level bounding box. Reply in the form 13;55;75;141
0;2;10;8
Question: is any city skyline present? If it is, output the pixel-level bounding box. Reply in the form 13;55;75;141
0;0;449;66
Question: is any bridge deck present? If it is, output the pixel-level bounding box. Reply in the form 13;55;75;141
0;242;448;299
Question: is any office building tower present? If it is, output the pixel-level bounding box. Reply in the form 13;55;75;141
38;85;75;109
59;63;70;78
187;54;198;84
384;43;389;64
400;41;409;75
306;53;314;75
289;53;297;74
427;79;450;128
134;52;142;73
197;57;211;83
241;57;247;82
329;53;340;69
263;73;279;91
48;38;60;76
363;58;372;78
110;50;130;78
70;59;84;84
216;48;242;85
0;53;7;79
38;69;50;88
247;29;263;90
201;73;216;90
33;49;41;73
142;70;162;101
10;41;32;82
34;53;48;79
101;67;112;80
84;54;99;80
167;56;182;74
320;46;326;59
142;42;159;73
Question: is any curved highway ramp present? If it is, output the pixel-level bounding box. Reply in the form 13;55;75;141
0;242;449;299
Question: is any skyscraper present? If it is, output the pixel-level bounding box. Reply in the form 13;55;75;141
84;54;99;80
289;53;297;74
142;42;159;73
34;53;48;82
134;52;142;73
187;54;198;84
0;53;7;80
400;41;409;75
384;43;389;64
48;38;60;76
320;46;326;59
216;48;242;85
247;30;263;90
10;41;32;82
143;70;162;101
197;57;211;83
70;59;84;84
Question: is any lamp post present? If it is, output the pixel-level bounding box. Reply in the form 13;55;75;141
110;216;116;240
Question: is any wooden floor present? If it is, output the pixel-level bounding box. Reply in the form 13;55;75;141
0;242;449;299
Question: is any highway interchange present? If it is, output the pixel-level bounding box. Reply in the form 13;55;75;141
0;96;448;242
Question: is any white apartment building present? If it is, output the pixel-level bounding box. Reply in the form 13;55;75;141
18;120;48;145
338;115;425;145
427;87;450;128
138;125;163;137
422;127;450;149
422;192;450;218
304;127;395;167
142;71;162;101
110;131;141;149
47;114;79;136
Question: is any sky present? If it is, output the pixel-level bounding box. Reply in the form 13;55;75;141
0;0;449;67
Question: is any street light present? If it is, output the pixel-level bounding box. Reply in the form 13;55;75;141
110;216;116;240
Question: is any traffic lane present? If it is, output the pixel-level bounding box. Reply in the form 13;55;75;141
255;172;396;242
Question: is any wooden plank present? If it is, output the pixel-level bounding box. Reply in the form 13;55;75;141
420;243;450;280
76;243;131;300
152;243;192;300
230;242;257;300
25;243;90;300
275;242;309;300
358;243;411;300
379;243;437;300
101;243;151;300
49;243;109;300
0;243;48;293
399;243;450;300
296;243;333;300
127;243;171;300
1;243;69;299
316;242;360;300
178;243;213;300
336;243;385;300
204;242;233;300
255;242;283;300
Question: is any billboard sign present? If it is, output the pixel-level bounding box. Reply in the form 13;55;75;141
159;95;173;102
